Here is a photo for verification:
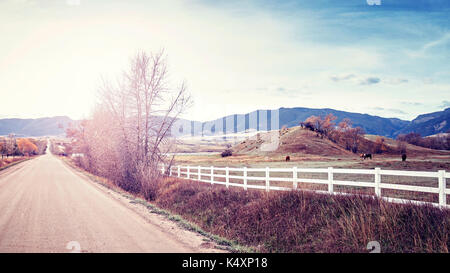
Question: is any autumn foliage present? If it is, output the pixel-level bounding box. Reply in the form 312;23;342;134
1;136;46;161
302;114;337;137
301;115;366;153
17;138;38;156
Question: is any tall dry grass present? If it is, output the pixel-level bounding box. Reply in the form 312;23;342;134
155;177;449;253
0;157;28;169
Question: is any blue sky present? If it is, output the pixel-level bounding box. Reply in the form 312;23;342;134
0;0;449;121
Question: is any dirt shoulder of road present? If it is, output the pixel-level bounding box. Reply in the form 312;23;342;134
60;157;243;253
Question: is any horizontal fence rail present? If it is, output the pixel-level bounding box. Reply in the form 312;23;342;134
161;165;449;208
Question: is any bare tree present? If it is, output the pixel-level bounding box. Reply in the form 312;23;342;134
329;119;365;153
90;50;191;199
6;134;17;157
397;140;407;154
348;126;365;153
374;136;387;154
0;138;7;159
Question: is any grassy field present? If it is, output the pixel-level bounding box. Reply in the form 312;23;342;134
171;153;450;205
173;152;450;168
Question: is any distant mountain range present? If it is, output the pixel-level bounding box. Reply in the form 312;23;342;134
185;107;449;138
1;107;449;138
394;108;450;137
0;116;73;137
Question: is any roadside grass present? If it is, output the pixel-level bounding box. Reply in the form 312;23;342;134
155;177;449;253
0;157;32;172
61;157;252;253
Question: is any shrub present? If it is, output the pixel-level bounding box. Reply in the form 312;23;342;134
397;141;407;154
221;149;232;157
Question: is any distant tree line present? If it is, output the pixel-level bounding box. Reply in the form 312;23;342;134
396;132;450;151
0;134;47;158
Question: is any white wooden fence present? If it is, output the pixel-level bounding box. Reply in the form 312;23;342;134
161;165;449;208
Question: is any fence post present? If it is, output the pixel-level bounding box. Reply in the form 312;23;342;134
293;166;298;190
210;166;214;185
178;166;180;177
438;170;446;207
161;163;165;175
243;167;248;191
169;166;172;176
187;166;190;179
265;167;270;192
328;167;333;193
375;168;381;197
226;167;229;189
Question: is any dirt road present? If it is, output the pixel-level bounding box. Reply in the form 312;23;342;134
0;152;201;253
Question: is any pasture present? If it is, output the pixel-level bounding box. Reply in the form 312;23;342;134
171;153;450;206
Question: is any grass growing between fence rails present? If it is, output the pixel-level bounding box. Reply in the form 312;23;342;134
155;177;449;253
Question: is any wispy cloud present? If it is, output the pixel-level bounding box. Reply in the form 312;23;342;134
440;100;450;109
371;107;407;115
385;78;409;85
330;74;408;86
330;74;356;82
401;101;423;106
360;77;381;85
423;33;450;51
406;32;450;58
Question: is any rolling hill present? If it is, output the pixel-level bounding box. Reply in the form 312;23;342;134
233;125;449;156
233;126;353;156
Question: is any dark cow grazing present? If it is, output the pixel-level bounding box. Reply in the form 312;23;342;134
402;154;407;162
285;155;290;162
360;153;372;160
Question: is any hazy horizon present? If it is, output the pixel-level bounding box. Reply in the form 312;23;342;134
1;0;449;121
1;105;449;123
